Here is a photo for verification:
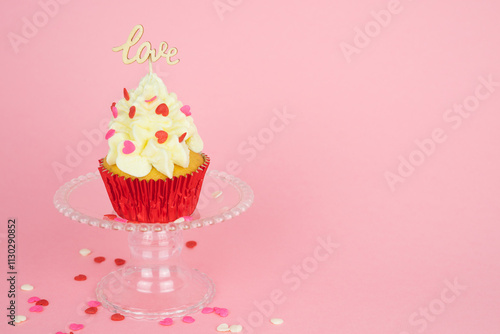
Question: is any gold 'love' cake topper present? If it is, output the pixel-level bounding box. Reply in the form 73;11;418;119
112;24;179;65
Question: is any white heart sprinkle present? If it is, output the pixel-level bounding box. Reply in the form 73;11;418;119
173;217;185;224
270;318;284;325
216;323;230;332
20;284;34;291
229;324;243;333
79;248;91;256
14;315;27;323
212;190;223;199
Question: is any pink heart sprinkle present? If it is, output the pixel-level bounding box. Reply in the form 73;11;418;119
105;129;115;140
29;305;43;312
180;105;191;116
28;296;40;303
87;300;101;307
111;106;118;118
69;323;84;331
183;216;193;222
159;317;173;326
122;140;135;154
218;308;229;317
56;332;67;334
201;307;214;314
182;316;195;323
114;217;128;223
213;307;221;313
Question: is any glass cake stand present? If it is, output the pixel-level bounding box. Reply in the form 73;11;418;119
53;170;253;320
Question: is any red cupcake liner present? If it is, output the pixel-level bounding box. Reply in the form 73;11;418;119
98;154;210;223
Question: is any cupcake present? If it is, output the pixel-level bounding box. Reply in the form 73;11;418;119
98;72;209;223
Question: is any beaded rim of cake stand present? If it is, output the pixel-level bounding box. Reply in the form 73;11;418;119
53;170;254;232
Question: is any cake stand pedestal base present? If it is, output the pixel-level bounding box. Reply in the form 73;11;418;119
95;230;215;320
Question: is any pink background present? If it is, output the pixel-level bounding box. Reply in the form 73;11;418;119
1;0;500;333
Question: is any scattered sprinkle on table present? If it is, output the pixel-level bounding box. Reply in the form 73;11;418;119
74;274;87;281
87;300;101;307
270;318;284;325
182;316;195;323
28;296;40;303
159;317;173;326
36;299;49;306
94;256;106;263
21;284;34;291
229;324;243;333
79;248;91;256
202;307;214;314
216;323;230;332
14;315;27;324
215;307;229;317
111;313;125;321
186;241;197;248
69;323;84;330
29;305;43;312
114;258;126;266
85;307;98;314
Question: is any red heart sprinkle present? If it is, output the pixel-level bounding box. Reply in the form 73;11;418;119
115;258;126;266
74;274;87;281
178;132;187;142
155;103;169;117
155;131;168;144
111;313;125;321
129;106;136;118
36;299;49;306
104;214;117;220
186;241;197;248
124;88;129;101
85;307;98;314
94;256;105;263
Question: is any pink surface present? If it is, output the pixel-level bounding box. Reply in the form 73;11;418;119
1;0;500;333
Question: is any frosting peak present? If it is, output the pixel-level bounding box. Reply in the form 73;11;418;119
105;73;203;178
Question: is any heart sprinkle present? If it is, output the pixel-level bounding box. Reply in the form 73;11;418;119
183;216;193;222
94;256;105;263
69;323;84;330
159;317;173;326
105;129;115;140
178;132;187;142
186;241;197;249
182;316;195;323
114;217;128;223
155;103;169;116
201;307;214;314
111;313;125;321
87;300;101;307
111;102;118;118
180;105;191;116
14;315;27;324
155;130;168;144
21;284;34;291
29;305;43;312
28;296;40;303
216;323;230;332
122;140;135;154
145;96;157;103
123;88;129;101
85;307;98;314
36;299;49;306
115;258;126;266
103;214;117;220
229;324;243;333
129;106;136;118
270;318;284;325
74;274;87;281
79;248;91;256
218;308;229;317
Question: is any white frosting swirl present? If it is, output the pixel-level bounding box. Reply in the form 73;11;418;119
105;73;203;178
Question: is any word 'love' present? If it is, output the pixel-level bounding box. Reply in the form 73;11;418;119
112;24;179;65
